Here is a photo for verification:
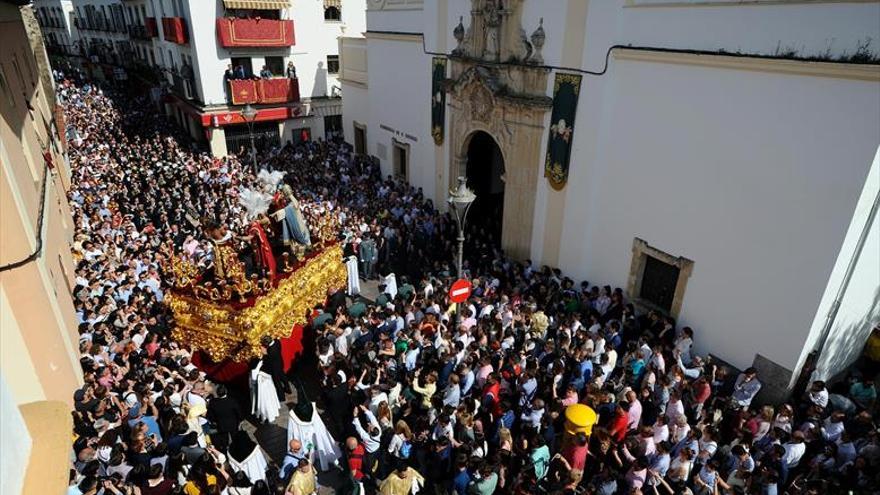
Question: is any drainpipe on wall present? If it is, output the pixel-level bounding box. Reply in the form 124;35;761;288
810;182;880;382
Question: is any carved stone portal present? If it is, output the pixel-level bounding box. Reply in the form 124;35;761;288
469;84;493;123
460;0;532;64
444;0;551;259
446;59;551;259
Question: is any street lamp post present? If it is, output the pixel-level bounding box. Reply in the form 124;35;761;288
240;103;258;173
447;176;476;330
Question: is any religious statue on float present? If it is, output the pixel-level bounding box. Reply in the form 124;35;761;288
199;217;259;300
170;169;316;303
239;169;312;278
270;182;311;258
202;219;242;283
236;186;278;283
165;167;351;364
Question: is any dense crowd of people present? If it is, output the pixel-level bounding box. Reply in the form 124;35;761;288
62;74;879;495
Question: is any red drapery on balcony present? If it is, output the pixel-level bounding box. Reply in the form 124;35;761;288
162;17;187;44
216;18;294;48
229;79;259;105
258;78;299;103
145;17;158;37
228;78;300;105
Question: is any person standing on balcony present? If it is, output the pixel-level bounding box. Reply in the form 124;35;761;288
234;64;247;80
224;64;235;102
286;61;297;79
260;65;272;79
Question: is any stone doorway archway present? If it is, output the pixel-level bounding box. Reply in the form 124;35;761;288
465;130;505;247
443;0;553;260
446;63;551;260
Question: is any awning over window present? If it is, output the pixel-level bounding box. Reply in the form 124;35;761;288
324;0;341;8
222;0;290;10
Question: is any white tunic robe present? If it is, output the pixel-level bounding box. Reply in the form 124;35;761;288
229;445;269;483
346;255;360;296
383;273;398;300
250;360;281;423
286;404;342;471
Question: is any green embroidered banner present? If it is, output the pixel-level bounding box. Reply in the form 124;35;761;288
431;57;447;146
544;73;582;190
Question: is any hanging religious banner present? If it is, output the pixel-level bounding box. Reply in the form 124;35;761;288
544;73;582;190
431;57;447;146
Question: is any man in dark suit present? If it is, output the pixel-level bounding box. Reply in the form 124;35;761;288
223;64;235;103
261;336;289;400
180;431;206;464
322;373;352;437
206;384;243;452
326;286;347;317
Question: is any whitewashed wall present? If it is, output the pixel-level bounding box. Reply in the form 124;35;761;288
0;374;32;495
547;56;880;374
602;1;880;63
431;0;880;74
365;1;424;34
290;0;335;99
340;78;369;147
801;149;880;383
418;0;880;200
342;0;367;35
364;36;433;191
183;0;223;104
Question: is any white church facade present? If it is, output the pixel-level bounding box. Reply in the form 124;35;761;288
339;0;880;400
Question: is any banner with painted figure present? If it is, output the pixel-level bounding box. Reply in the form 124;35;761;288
544;73;582;190
431;57;447;146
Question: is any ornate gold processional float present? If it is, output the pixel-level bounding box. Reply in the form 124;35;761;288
164;171;347;362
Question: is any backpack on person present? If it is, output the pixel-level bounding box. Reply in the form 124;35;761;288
399;439;412;459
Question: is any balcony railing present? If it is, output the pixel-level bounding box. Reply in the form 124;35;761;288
162;17;187;44
228;77;300;105
216;17;294;48
145;17;158;37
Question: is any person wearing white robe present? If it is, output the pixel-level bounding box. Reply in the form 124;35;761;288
287;404;341;472
346;255;360;296
251;359;281;423
228;431;269;484
384;273;398;300
286;379;341;471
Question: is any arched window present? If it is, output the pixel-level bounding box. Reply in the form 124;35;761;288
324;6;341;20
323;0;341;21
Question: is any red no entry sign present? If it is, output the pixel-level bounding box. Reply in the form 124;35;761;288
449;278;472;303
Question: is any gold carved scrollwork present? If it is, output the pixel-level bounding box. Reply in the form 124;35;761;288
168;245;347;362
